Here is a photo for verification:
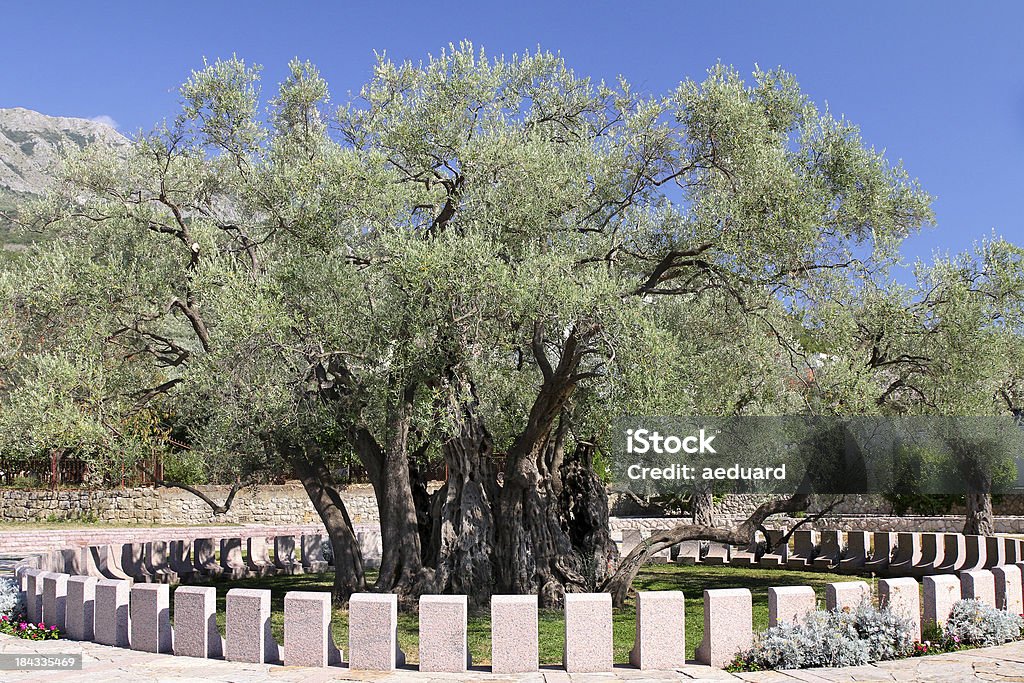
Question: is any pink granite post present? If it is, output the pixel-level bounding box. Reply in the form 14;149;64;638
696;588;753;668
348;593;405;671
629;590;685;670
24;569;44;624
245;537;275;577
94;579;131;647
490;595;538;674
66;575;97;641
41;572;68;631
826;581;871;612
273;536;303;575
768;585;815;627
564;593;613;673
879;577;921;641
962;569;997;607
173;585;222;659
419;594;469;673
923;575;961;628
130;583;171;653
226;588;279;664
993;565;1023;614
219;538;248;580
283;591;341;667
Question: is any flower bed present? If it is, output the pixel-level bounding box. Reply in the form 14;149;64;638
729;599;1024;672
0;576;60;641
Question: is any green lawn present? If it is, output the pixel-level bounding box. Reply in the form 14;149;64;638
172;564;871;665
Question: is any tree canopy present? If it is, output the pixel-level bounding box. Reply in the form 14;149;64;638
6;43;1015;606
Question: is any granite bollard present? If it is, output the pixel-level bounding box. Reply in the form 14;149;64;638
758;530;789;568
674;540;702;566
786;530;818;569
284;591;341;667
246;537;275;577
226;588;279;664
826;580;871;612
220;538;248;580
167;540;195;581
864;532;896;573
564;593;613;673
66;575;97;641
274;536;304;575
300;534;328;573
962;569;997;608
879;577;921;641
839;531;870;573
923;575;961;628
984;536;1006;569
348;593;405;670
993;565;1022;615
42;572;68;631
696;588;752;668
193;538;223;577
130;583;171;653
94;579;131;647
25;569;44;624
173;585;222;659
629;590;685;670
490;595;538;674
702;542;731;566
419;595;469;672
768;585;815;627
812;531;843;570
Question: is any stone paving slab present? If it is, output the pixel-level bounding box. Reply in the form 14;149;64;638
8;633;1024;682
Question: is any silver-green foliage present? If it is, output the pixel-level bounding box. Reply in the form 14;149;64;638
742;602;913;669
0;44;935;488
945;599;1024;647
0;577;25;619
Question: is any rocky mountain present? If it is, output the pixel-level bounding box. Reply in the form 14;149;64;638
0;107;128;247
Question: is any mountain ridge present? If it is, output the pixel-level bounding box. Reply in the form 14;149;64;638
0;107;127;248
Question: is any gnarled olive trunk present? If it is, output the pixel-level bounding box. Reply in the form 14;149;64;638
425;389;498;606
964;491;995;535
692;481;714;526
495;414;590;607
557;439;618;588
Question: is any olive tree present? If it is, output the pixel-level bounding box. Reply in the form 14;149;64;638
1;45;933;605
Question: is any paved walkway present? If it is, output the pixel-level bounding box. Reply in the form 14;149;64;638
4;635;1024;683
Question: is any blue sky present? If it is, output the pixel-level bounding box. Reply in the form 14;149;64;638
2;2;1022;270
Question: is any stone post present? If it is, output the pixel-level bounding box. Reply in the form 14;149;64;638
66;575;97;641
130;583;171;653
768;585;815;627
490;595;538;674
173;585;222;659
695;588;752;668
418;594;469;672
564;593;613;673
629;590;685;670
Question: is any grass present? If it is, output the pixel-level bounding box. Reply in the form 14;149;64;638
170;564;871;665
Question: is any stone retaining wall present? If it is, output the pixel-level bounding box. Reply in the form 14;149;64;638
0;484;380;526
5;485;1024;533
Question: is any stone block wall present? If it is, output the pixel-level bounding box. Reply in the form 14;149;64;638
0;483;380;526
